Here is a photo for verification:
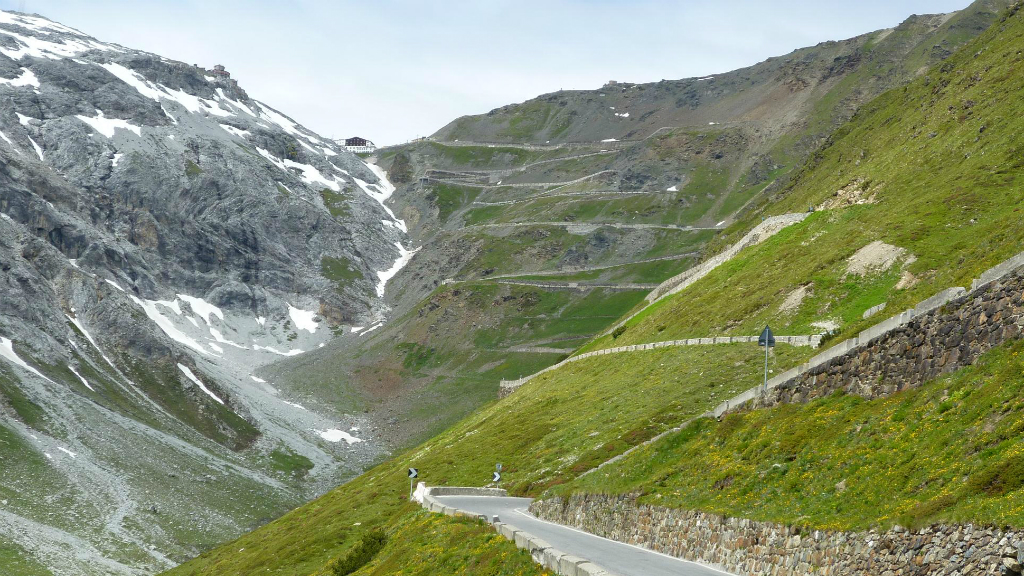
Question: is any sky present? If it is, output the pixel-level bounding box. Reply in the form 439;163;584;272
7;0;973;145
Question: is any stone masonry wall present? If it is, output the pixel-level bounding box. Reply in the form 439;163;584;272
752;268;1024;411
530;262;1024;576
531;494;1024;576
704;251;1024;418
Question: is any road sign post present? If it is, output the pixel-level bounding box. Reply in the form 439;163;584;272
758;325;775;396
408;468;418;500
493;463;502;487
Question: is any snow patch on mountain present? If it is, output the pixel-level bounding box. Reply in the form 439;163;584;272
177;364;225;405
316;429;363;444
130;296;213;356
209;327;246;349
256;147;342;191
27;136;43;160
288;304;319;334
66;313;117;370
252;344;304;356
376;243;420;297
285;157;341;191
76;111;142;138
0;67;39;88
219;124;250;139
68;365;95;392
0;16;117;60
177;294;224;324
99;62;163;99
0;336;55;383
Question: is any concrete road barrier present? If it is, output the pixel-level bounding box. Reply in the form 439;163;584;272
559;554;591;576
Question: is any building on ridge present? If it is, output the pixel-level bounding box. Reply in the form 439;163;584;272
339;136;376;154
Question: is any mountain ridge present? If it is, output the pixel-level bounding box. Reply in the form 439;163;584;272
0;9;420;575
291;0;1010;453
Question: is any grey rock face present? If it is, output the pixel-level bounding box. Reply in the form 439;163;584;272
0;10;411;575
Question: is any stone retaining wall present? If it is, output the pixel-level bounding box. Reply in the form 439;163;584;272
531;494;1024;576
736;265;1024;415
425;486;508;497
705;250;1024;418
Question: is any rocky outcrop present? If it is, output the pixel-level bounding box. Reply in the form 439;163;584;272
0;11;400;575
532;494;1024;576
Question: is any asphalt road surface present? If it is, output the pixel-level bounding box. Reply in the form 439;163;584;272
434;495;733;576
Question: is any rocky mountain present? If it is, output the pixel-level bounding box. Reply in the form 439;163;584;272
269;0;1010;449
166;1;1024;574
434;1;1003;148
0;1;1014;574
0;10;417;576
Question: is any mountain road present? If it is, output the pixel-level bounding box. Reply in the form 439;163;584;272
433;495;734;576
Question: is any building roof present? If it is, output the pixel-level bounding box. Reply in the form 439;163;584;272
344;136;375;146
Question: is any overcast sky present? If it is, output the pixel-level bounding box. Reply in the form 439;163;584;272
9;1;972;145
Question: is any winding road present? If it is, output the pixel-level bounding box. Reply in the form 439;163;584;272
434;495;733;576
460;221;722;232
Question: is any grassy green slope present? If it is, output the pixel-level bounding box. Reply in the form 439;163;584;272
0;538;52;576
560;339;1024;532
168;5;1023;575
292;283;658;447
335;4;1009;468
585;3;1024;353
355;4;1011;444
165;342;812;575
343;512;550;576
547;0;1024;532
